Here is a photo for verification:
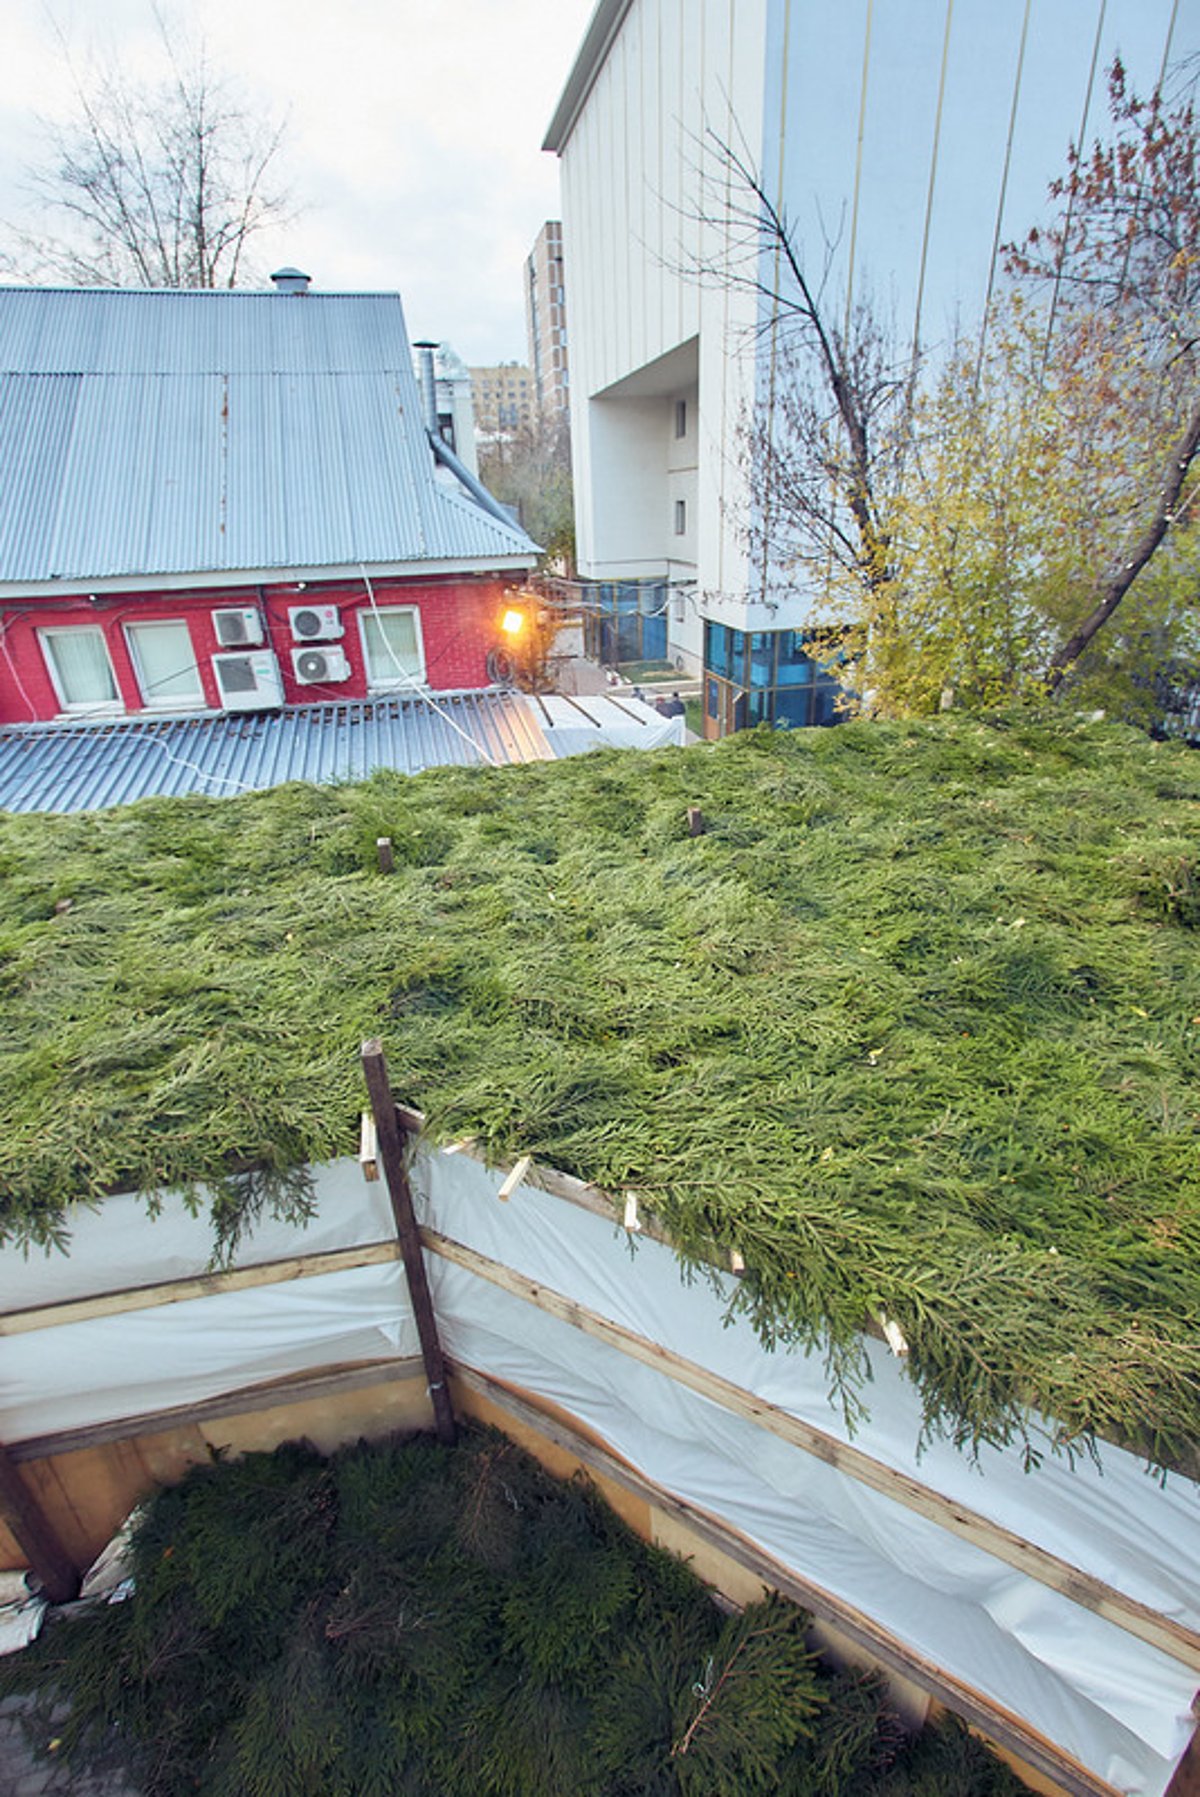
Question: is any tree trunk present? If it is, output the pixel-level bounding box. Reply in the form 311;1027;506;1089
1046;395;1200;694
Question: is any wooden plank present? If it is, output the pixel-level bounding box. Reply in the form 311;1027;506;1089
0;1240;401;1335
9;1359;425;1462
0;1442;79;1602
423;1227;1200;1676
362;1039;456;1446
451;1363;1122;1797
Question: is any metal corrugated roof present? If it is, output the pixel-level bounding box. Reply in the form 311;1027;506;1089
0;289;536;583
0;693;677;813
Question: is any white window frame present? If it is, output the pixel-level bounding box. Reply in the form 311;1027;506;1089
38;626;122;716
358;604;427;693
124;618;205;711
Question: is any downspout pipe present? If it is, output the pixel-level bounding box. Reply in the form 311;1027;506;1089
427;427;532;534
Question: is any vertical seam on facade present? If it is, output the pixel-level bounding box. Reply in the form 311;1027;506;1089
974;0;1032;392
911;0;956;363
758;0;793;608
1040;0;1107;382
843;0;875;342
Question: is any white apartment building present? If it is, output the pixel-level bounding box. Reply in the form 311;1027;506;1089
545;0;1191;731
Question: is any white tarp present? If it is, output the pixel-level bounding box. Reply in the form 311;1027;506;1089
2;1152;1197;1795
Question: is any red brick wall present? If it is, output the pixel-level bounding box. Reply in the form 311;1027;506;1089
0;573;521;724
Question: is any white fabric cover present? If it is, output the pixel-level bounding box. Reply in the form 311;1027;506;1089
1;1151;1196;1794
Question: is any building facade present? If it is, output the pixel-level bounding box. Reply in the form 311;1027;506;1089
545;0;1191;731
0;281;536;726
525;220;570;418
469;363;536;437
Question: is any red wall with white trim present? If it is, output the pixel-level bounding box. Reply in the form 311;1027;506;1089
0;574;520;725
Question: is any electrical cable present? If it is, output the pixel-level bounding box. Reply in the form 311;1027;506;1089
358;566;502;768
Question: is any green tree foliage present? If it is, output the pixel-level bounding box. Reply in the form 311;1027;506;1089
479;411;575;568
0;1430;1020;1797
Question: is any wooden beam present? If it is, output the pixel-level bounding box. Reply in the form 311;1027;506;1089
451;1364;1122;1797
9;1359;425;1463
0;1442;79;1603
423;1227;1200;1676
362;1040;456;1446
0;1241;401;1336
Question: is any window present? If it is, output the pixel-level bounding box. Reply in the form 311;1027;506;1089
675;399;687;439
39;627;119;713
360;607;424;690
674;498;687;536
126;619;203;708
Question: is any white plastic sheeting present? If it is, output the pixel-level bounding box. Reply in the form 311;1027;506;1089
2;1152;1197;1795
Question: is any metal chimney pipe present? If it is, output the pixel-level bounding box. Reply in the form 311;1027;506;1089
412;340;440;433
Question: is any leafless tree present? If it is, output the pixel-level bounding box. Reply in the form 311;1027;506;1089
1005;59;1200;695
686;125;909;622
6;18;292;289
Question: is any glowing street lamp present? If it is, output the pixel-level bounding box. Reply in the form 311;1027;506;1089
500;608;526;637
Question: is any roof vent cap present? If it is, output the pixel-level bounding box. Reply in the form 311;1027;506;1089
270;267;311;295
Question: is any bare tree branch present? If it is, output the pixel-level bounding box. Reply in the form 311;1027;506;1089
5;18;294;289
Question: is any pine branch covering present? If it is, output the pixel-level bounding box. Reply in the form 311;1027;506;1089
0;1428;1021;1797
0;715;1197;1459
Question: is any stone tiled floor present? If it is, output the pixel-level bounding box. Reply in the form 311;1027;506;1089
0;1696;140;1796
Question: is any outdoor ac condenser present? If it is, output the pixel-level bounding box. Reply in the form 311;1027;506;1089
212;607;265;648
288;603;343;641
292;645;351;685
212;650;285;711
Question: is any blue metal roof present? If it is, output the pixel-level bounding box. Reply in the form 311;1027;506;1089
0;692;678;813
0;288;536;584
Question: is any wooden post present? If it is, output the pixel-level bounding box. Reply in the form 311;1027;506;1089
687;806;705;837
376;837;395;874
361;1039;456;1445
0;1443;79;1603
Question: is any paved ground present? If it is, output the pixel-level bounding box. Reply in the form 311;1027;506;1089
0;1697;140;1796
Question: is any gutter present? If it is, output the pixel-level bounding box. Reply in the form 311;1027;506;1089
543;0;636;153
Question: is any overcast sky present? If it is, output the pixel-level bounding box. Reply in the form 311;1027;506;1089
0;0;596;362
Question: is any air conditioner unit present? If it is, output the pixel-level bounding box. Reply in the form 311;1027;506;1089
212;650;284;712
212;606;265;648
289;603;343;641
292;645;351;685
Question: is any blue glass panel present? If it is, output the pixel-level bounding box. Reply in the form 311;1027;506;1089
706;678;719;719
617;612;641;660
776;629;814;685
773;686;812;728
811;682;844;727
749;632;775;687
705;622;730;678
728;630;747;686
642;612;667;659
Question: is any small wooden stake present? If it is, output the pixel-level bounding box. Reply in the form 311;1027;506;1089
376;836;395;874
498;1155;532;1202
359;1110;379;1182
361;1039;456;1445
0;1442;79;1604
687;807;705;837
